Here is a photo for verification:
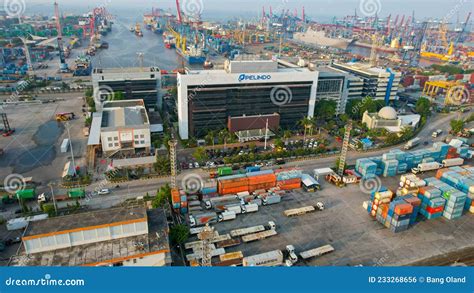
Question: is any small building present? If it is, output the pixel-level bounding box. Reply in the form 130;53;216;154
362;106;420;133
100;99;151;156
9;207;171;267
92;67;162;109
228;113;279;142
301;174;320;192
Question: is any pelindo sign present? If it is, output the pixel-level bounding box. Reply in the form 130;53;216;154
238;74;272;82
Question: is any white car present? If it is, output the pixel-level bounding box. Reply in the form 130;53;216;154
188;163;194;169
194;162;200;168
98;189;110;195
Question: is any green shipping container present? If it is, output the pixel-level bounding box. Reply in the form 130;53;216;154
68;188;85;198
16;189;35;200
218;167;233;177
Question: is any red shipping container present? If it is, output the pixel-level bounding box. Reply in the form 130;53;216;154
171;189;180;204
181;201;188;208
436;168;450;180
219;186;249;195
426;206;444;214
394;203;414;215
446;153;459;159
276;178;300;186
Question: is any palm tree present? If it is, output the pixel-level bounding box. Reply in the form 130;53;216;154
298;116;313;142
283;130;292;144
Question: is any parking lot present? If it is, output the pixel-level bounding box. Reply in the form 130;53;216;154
0;97;88;184
195;173;474;266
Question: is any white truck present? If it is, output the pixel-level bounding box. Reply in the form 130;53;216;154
283;203;324;217
404;137;421;150
432;129;443;138
204;195;239;209
225;205;243;215
300;244;335;260
442;158;464;168
6;214;49;231
218;210;236;222
261;194;281;206
242;203;259;213
189;212;218;227
243;250;284;267
285;245;298;266
411;162;443;174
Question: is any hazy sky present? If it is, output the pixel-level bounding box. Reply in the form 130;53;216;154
21;0;474;22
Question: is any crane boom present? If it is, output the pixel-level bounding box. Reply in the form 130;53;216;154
54;2;67;71
175;0;182;23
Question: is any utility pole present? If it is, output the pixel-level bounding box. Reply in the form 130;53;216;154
264;118;269;150
49;183;57;213
66;122;77;176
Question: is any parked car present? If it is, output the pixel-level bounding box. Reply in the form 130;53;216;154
98;189;110;195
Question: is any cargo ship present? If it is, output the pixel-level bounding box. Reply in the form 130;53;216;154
177;45;206;65
73;56;92;76
292;28;355;50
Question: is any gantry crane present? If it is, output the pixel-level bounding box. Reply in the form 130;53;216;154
197;224;215;267
54;1;68;73
455;12;471;45
168;140;178;189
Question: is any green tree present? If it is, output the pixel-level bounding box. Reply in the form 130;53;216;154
450;119;465;133
193;147;208;163
299;116;313;141
154;155;171;175
152;184;171;208
385;133;400;145
169;224;190;245
400;126;414;140
415;97;431;117
41;203;56;217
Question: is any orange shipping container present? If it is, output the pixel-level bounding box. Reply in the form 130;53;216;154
219;186;249;195
248;183;276;193
435;168;450;180
279;183;301;190
171;189;180;204
394;203;413;215
247;174;277;184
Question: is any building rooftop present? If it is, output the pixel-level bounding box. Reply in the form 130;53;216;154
10;208;170;267
93;67;160;74
101;99;149;128
24;206;147;238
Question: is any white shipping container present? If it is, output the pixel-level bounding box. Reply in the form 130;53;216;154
243;250;283;267
60;139;70;153
442;158;464;167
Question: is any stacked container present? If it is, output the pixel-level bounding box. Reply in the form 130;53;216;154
446;147;459;159
247;170;277;193
218;174;249;195
442;190;467;219
171;188;180;209
355;158;377;179
387;198;413;233
274;168;302;190
382;159;399;177
418;186;446;219
201;179;218;196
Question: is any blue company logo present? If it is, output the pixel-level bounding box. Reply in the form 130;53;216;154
238;74;272;82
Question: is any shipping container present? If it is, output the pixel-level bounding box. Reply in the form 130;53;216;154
243;250;283;267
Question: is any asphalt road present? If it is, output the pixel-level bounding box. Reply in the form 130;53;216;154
72;111;467;210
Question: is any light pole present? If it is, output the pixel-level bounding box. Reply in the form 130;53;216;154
48;183;57;214
66;122;77;176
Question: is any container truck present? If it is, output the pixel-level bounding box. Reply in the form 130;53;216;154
219;251;243;262
242;203;259;213
226;205;242;215
241;229;277;242
216;238;241;248
300;244;335;260
189;212;218;227
283;203;324;217
218;210;236;222
6;214;48;231
218;167;233;177
189;227;205;235
442;158;464;167
230;225;266;237
243;250;284;267
230;221;275;238
411;162;443;174
204;195;239;209
261;194;281;206
404;137;421;150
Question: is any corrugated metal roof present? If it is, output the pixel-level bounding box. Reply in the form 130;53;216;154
87;112;102;146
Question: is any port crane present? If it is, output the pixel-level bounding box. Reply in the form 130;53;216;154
54;1;68;73
455;12;471;45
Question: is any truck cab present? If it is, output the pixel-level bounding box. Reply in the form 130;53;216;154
432;129;443;138
267;221;276;230
285;245;298;265
315;202;325;211
189;215;196;227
